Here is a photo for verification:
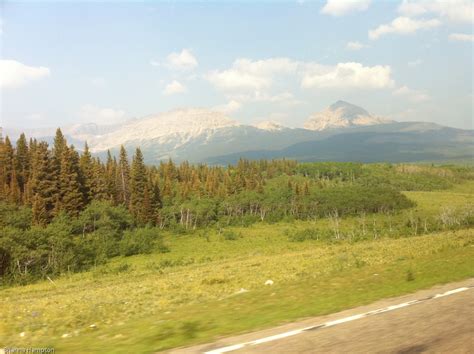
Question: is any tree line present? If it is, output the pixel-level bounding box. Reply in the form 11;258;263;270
0;129;421;230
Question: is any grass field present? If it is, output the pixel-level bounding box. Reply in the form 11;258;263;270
1;182;473;353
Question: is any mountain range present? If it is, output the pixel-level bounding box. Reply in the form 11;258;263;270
4;101;473;164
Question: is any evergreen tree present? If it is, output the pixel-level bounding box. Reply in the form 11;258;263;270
30;142;56;224
8;167;21;204
91;158;108;201
53;129;66;160
15;133;30;197
0;136;14;191
129;148;148;223
105;151;118;203
118;146;130;205
51;128;66;201
59;146;84;216
150;179;163;211
79;142;94;203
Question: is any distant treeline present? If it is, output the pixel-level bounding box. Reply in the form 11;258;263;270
2;129;467;228
0;130;472;284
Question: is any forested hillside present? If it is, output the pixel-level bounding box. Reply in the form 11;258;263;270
0;129;473;285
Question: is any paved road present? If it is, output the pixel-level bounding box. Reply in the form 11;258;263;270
169;279;474;354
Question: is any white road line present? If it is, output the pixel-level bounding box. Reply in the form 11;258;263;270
204;286;472;354
251;329;304;345
206;344;246;353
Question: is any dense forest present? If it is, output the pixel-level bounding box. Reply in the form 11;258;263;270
0;129;472;284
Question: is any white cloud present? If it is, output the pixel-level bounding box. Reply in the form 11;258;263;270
207;58;298;92
301;62;394;89
163;80;187;95
393;85;431;102
346;41;368;50
0;59;50;88
321;0;371;16
398;0;473;24
449;33;474;42
165;49;198;70
78;105;126;125
150;60;160;67
369;17;441;40
213;100;242;114
207;57;395;111
408;59;423;67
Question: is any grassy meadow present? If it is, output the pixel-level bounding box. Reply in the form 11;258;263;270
1;179;473;353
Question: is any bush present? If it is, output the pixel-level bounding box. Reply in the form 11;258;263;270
79;201;133;234
0;202;32;230
222;230;240;241
288;228;320;242
119;227;167;256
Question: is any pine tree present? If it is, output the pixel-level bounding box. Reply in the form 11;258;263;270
15;133;30;198
91;158;108;200
129;148;147;223
8;167;21;204
0;137;14;192
30;142;56;224
53;128;66;156
52;128;66;170
150;179;162;210
79;142;94;203
142;184;154;224
59;146;84;216
118;146;130;205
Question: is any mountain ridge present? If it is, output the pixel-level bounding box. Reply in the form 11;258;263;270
304;100;393;131
3;101;471;164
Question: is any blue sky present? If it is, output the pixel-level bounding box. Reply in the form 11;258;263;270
0;0;472;129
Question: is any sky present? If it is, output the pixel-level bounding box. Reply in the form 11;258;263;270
0;0;473;130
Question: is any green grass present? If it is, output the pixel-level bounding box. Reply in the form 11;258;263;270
1;182;473;353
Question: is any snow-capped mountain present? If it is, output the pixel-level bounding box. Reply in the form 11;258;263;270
4;101;471;164
89;108;240;152
304;100;392;131
254;121;287;131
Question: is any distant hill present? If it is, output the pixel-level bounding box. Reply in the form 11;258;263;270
206;123;474;164
3;101;473;164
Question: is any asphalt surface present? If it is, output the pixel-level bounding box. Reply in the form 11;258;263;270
168;279;474;354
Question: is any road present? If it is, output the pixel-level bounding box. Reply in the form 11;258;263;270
168;279;474;354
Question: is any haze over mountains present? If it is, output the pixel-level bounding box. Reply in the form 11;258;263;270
5;101;473;164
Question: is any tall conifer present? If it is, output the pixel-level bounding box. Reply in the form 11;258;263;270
118;146;130;205
59;146;84;216
30;142;56;224
129;148;147;223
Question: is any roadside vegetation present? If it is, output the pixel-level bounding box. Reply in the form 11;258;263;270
0;130;473;352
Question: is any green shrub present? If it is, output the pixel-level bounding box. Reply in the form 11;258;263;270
223;230;240;241
288;228;319;242
119;227;167;256
0;202;32;230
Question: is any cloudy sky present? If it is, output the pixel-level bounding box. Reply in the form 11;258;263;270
0;0;473;129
